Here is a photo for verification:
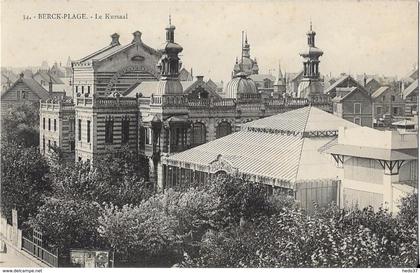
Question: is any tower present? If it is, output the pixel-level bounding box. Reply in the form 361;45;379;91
274;61;286;94
232;32;259;77
297;22;324;99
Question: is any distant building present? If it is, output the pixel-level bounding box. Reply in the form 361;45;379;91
1;73;64;115
179;68;193;81
371;85;405;127
33;70;65;92
231;33;259;77
324;74;364;99
326;126;417;214
332;86;373;127
364;78;381;95
402;79;418;116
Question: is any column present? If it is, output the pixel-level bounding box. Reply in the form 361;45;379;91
383;171;399;212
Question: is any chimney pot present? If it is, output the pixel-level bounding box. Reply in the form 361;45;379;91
196;76;204;82
110;33;120;46
132;31;142;44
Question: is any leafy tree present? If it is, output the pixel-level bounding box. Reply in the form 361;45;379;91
1;142;50;224
1;103;40;147
28;198;104;252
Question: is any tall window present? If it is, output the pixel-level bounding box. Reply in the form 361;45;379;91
87;86;91;96
391;95;396;102
216;122;232;139
42;136;45;151
48;118;51;131
191;122;206;146
21;91;26;99
54;119;57;131
43;118;45;130
69;118;75;132
105;117;114;144
376;106;382;115
70;141;75;151
48;140;51;151
145;128;152;145
81;86;84;94
78;119;82;141
354;103;361;114
87;120;91;143
121;117;130;144
76;86;78;93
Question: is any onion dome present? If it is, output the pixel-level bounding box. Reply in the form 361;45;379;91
224;72;258;99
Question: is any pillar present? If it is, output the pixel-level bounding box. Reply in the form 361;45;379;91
382;172;399;212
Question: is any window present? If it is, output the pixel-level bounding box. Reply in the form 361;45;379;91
391;95;395;102
354;117;361;125
87;86;91;95
54;141;57;147
43;118;45;130
54;119;57;131
393;107;399;116
81;86;84;93
69;118;75;132
76;86;78;93
376;106;382;115
105;117;114;144
48;118;51;131
191;122;206;146
121;117;130;144
354;103;361;114
21;91;26;99
87;120;91;143
70;140;75;151
216;122;232;139
145;128;152;145
78;119;82;141
48;140;51;151
42;136;45;151
17;90;21;100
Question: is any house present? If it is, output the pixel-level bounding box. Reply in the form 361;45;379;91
1;73;64;115
402;79;418;116
324;74;365;99
371;85;405;127
326;126;417;214
364;78;381;95
332;86;373;127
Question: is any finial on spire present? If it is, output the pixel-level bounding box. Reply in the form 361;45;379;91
310;20;312;31
245;32;248;44
169;14;171;26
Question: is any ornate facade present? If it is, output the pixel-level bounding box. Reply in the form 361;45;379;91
39;19;331;189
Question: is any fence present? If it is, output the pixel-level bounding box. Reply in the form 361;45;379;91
295;179;340;212
21;236;59;267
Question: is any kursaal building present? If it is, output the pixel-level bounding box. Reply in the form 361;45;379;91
39;18;331;193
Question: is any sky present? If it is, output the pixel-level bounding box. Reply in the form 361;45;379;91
1;0;418;83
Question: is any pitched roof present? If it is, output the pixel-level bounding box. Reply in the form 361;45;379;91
403;79;418;99
165;106;354;184
33;71;64;84
242;106;358;135
179;68;193;81
324;75;365;95
371;86;389;99
183;79;221;98
1;77;52;100
332;86;371;103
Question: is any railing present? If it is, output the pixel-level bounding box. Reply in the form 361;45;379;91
22;237;59;267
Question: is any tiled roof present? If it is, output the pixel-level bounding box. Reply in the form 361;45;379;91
403;79;419;99
1;77;52;100
371;86;389;99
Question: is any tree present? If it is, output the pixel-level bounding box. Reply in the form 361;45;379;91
1;142;50;224
28;198;104;252
1;103;40;147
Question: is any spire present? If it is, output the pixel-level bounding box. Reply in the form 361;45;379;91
165;14;176;43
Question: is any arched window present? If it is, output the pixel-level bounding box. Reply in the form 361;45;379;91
216;121;232;139
191;122;206;147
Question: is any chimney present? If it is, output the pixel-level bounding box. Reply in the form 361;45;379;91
110;33;120;46
132;31;142;44
196;76;204;82
19;73;24;79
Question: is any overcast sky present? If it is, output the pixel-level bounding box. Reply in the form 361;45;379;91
1;0;418;83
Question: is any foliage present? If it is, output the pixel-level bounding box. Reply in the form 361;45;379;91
28;198;104;252
48;146;152;207
181;193;419;268
1;142;50;224
1;102;40;147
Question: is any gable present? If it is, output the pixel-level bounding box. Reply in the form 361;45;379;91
344;88;371;102
1;81;41;101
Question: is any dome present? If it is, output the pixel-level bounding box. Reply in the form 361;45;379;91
162;42;183;53
156;79;183;95
300;46;324;58
224;73;258;99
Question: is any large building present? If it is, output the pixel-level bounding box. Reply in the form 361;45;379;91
162;106;359;211
39;18;332;188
